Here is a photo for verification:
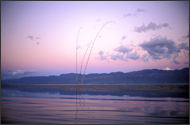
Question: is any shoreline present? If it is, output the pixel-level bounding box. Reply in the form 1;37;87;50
2;84;189;98
2;84;189;90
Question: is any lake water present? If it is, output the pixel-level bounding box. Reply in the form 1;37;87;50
1;84;189;124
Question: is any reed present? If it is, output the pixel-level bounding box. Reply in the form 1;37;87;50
78;40;93;107
76;27;82;117
76;27;82;92
80;21;115;87
78;40;93;89
76;21;115;107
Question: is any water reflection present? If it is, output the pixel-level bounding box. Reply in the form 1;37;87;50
1;96;189;124
75;84;86;123
1;87;189;124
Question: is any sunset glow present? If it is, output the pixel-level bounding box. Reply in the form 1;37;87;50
1;1;189;79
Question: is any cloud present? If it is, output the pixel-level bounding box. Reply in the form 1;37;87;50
114;45;133;54
111;44;140;61
184;62;189;64
2;70;37;76
27;36;40;41
134;22;170;33
141;54;150;62
183;50;189;58
178;32;189;42
123;13;132;17
111;51;140;61
139;36;179;60
126;51;140;60
1;70;37;80
182;33;189;39
139;36;189;64
98;51;108;61
136;8;146;13
178;43;189;51
123;8;146;18
111;54;125;61
27;35;34;40
172;53;180;64
121;35;127;40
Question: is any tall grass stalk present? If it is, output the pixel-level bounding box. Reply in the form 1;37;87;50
76;27;82;92
78;40;93;106
76;22;115;107
78;40;93;89
76;27;82;116
80;21;115;86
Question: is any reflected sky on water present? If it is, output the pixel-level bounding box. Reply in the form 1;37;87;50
1;86;189;124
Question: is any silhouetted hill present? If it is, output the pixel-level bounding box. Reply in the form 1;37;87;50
1;67;189;84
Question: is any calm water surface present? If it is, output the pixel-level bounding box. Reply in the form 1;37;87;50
1;85;189;124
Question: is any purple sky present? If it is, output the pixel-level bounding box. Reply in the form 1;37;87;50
1;1;189;80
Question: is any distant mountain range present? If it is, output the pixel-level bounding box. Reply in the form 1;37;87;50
1;67;189;84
